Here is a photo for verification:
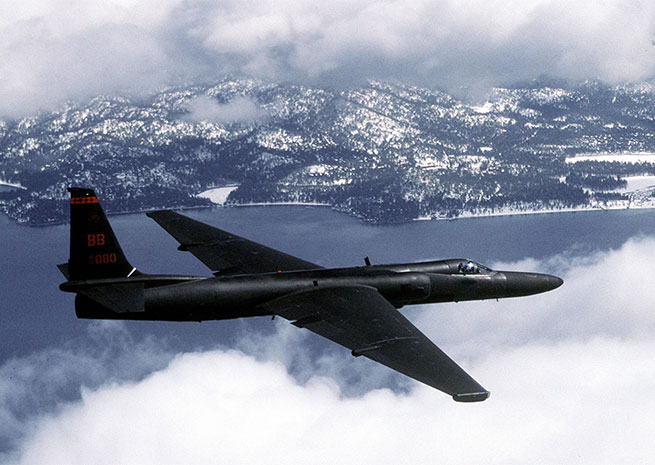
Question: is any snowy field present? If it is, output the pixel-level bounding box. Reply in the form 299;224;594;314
197;185;330;208
618;175;655;193
197;185;239;204
565;153;655;164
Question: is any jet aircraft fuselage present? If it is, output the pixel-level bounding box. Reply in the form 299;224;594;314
63;260;561;322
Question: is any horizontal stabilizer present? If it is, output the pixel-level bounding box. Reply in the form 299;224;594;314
79;283;144;314
57;263;70;280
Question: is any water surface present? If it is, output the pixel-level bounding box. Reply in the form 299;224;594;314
2;206;654;359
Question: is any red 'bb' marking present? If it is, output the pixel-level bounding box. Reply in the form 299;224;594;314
71;196;99;205
87;233;105;247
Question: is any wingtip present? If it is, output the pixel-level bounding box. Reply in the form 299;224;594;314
452;391;491;402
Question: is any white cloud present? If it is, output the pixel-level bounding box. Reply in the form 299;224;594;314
183;95;268;124
1;0;654;118
3;235;655;464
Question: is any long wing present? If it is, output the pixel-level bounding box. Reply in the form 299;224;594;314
261;285;489;402
147;210;321;276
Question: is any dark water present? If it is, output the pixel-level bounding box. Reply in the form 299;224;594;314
2;206;654;360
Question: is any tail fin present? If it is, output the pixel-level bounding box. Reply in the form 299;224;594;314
64;187;138;281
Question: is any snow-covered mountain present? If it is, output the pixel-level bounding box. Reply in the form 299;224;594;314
1;78;654;224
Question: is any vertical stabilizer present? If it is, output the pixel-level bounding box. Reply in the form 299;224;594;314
67;187;137;280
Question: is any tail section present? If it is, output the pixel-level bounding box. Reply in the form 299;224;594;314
64;187;138;281
59;187;201;319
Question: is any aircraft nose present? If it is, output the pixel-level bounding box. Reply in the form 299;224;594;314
548;275;564;290
501;271;563;297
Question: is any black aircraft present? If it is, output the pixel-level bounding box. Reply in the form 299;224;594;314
59;188;563;402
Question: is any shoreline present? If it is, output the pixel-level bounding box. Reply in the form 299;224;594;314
220;200;655;222
226;201;331;208
4;200;655;228
418;203;655;222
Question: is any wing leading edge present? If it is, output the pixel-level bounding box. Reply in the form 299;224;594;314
147;210;321;276
261;285;490;402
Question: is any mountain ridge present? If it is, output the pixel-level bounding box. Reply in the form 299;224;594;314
1;78;654;224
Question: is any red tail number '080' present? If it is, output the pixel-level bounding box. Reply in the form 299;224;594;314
88;253;117;265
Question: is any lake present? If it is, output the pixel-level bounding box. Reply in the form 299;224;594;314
2;205;655;360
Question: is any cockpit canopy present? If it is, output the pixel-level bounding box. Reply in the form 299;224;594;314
455;260;491;275
411;258;494;275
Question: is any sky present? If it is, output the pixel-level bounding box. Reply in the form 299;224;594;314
2;234;655;464
1;0;654;118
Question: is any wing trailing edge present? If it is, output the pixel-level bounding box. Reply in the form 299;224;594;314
261;285;490;401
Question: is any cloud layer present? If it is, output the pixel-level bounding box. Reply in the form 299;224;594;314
0;321;174;453
3;235;655;464
183;96;268;124
8;339;655;465
1;0;654;117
